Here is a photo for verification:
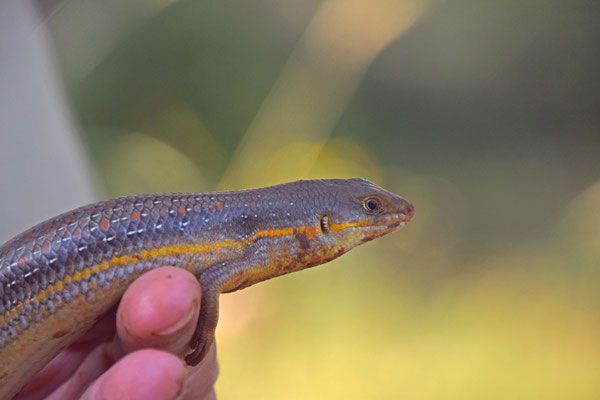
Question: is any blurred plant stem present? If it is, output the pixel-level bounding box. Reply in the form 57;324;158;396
219;0;432;188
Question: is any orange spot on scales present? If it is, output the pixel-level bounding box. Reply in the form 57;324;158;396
131;210;141;221
99;219;110;231
217;202;224;211
302;226;320;238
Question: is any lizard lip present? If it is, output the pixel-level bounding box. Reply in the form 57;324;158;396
392;213;411;228
394;210;414;223
371;212;413;231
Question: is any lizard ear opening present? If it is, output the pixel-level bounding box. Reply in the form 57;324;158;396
320;214;330;234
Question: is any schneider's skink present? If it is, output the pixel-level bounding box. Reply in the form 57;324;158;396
0;178;414;398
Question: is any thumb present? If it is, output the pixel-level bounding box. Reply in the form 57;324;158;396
115;267;202;358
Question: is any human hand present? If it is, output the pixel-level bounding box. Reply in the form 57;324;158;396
16;267;218;400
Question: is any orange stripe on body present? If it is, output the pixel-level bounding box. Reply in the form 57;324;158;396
329;220;370;234
0;224;337;325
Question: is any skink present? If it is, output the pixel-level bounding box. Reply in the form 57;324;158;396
0;178;414;398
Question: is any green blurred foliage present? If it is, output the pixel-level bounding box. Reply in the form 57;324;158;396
49;0;600;397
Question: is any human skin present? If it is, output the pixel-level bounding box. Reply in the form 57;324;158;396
14;267;218;400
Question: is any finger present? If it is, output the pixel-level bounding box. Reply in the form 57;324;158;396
80;349;187;400
45;342;114;400
180;342;219;400
15;341;97;400
16;310;117;400
116;267;202;358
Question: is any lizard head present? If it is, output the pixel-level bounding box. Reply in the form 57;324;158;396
319;178;415;248
273;178;415;271
233;178;415;282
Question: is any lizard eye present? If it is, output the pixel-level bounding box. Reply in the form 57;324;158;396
363;197;381;213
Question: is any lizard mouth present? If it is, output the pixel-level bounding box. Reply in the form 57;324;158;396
354;212;413;244
364;211;414;233
331;204;415;235
382;212;413;229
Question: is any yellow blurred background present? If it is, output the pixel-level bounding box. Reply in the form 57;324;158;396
2;0;600;398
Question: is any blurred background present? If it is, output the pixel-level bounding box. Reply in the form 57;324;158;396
1;0;599;398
